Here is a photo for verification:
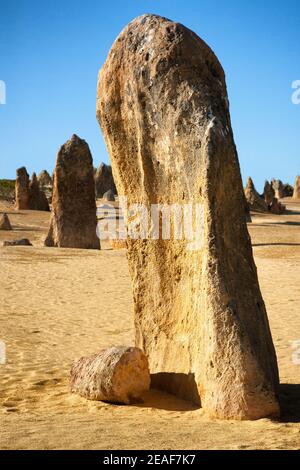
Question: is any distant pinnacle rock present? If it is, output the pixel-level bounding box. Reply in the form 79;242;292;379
45;135;100;249
264;180;275;207
38;170;53;204
293;176;300;199
0;213;12;230
271;179;284;200
94;163;117;198
245;177;268;212
103;189;115;202
38;170;52;188
15;167;30;210
28;172;50;211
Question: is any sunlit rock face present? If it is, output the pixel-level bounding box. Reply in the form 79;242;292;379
97;14;280;419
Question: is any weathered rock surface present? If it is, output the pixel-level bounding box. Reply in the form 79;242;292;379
293;176;300;199
0;213;12;230
97;14;280;419
3;238;32;246
70;346;150;404
45;135;100;249
245;177;268;212
15;167;30;210
95;163;117;198
103;189;115;202
28;173;50;211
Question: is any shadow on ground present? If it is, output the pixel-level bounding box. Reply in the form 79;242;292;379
252;242;300;247
134;382;300;420
279;384;300;423
133;388;200;412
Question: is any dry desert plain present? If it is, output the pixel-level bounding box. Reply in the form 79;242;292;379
0;198;300;450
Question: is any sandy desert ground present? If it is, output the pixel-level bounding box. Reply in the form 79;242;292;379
0;198;300;450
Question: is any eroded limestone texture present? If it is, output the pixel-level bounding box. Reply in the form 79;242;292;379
70;346;150;404
97;14;280;419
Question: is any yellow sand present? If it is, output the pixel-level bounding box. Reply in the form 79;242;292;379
0;199;300;449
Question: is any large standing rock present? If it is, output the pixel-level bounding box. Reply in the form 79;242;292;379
97;15;280;419
70;346;150;404
293;176;300;200
0;213;12;230
15;167;30;210
95;163;117;198
245;177;268;212
28;173;50;211
45;135;100;249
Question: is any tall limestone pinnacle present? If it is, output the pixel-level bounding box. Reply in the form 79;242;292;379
96;14;280;419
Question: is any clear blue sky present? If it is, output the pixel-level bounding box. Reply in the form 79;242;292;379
0;0;299;191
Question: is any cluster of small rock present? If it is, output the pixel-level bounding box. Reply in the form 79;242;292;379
15;167;50;211
244;176;300;216
10;139;119;250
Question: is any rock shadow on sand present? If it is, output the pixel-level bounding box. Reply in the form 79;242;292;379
279;384;300;423
131;373;200;412
252;242;300;247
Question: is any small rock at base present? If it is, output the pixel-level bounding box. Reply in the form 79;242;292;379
3;238;32;246
70;346;150;404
